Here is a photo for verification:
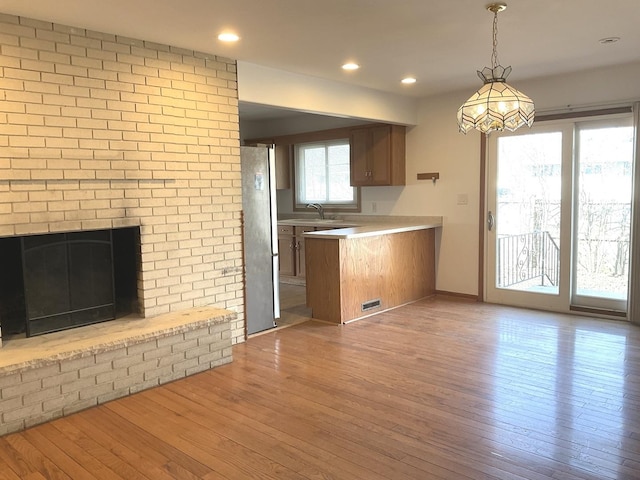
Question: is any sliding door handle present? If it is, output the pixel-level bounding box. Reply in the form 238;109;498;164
487;211;495;231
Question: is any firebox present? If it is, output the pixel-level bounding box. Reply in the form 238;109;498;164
0;227;139;337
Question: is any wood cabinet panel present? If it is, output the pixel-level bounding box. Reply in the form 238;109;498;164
278;234;295;276
350;125;406;187
274;144;291;190
304;239;342;321
277;225;295;276
294;226;315;278
306;229;436;323
349;128;370;186
370;125;392;185
277;225;294;235
278;224;335;283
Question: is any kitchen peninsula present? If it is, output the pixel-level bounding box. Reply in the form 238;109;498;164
300;216;442;324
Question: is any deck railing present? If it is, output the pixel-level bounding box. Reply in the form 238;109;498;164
497;231;560;288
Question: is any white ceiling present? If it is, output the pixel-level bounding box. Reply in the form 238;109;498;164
1;0;638;111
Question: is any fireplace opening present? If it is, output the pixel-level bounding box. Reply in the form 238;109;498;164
0;227;140;337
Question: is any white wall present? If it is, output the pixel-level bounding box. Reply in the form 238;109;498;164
400;61;640;296
400;93;481;295
241;113;368;141
244;61;640;296
238;62;418;126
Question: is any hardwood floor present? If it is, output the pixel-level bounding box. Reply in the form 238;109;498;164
1;296;639;479
274;282;310;330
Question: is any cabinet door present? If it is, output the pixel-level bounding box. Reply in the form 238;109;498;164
295;226;315;278
369;125;392;185
387;125;406;186
277;226;295;276
278;235;295;276
349;124;406;187
350;128;371;186
274;144;291;190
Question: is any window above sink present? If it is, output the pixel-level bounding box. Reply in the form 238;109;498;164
294;139;361;213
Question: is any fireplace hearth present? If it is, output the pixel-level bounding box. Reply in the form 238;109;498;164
0;227;139;337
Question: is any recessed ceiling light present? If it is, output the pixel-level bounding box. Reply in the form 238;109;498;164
401;77;417;85
599;36;620;44
218;32;240;43
342;63;360;71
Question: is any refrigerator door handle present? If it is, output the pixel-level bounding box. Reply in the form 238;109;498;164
267;147;281;320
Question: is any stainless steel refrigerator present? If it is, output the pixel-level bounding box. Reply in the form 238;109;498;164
241;146;280;335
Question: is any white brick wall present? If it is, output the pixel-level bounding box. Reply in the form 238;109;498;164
0;14;246;345
0;309;234;436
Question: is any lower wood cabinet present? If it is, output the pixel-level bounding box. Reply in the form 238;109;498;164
278;224;336;283
294;226;314;278
277;225;314;282
305;228;436;323
277;225;295;276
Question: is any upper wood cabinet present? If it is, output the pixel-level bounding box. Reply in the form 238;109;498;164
350;125;406;186
274;144;291;190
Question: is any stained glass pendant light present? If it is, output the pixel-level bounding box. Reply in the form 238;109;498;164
457;2;535;134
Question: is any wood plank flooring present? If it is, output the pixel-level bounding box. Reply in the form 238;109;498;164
273;283;311;330
1;296;639;479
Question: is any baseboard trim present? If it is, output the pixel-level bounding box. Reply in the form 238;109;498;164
435;290;480;302
280;276;306;286
570;305;627;318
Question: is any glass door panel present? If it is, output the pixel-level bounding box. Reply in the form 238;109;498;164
496;132;562;295
573;119;633;311
487;114;633;318
486;124;571;312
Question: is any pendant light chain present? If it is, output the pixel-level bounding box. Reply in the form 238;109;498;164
491;10;499;69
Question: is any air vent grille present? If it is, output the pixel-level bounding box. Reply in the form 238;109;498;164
361;299;381;312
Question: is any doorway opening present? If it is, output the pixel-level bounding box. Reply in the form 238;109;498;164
277;282;311;328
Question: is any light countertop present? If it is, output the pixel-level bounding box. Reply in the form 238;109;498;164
277;219;358;228
278;216;442;240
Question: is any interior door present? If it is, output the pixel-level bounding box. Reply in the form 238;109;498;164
485;115;634;316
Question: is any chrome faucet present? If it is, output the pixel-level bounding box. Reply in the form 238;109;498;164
306;203;325;219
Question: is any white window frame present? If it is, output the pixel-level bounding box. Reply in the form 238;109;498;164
293;139;361;212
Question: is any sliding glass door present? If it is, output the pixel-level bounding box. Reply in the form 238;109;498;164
572;119;634;312
486;114;633;316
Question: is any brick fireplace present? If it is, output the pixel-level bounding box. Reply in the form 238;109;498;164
0;13;244;434
0;13;245;345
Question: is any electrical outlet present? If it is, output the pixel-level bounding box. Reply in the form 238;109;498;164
457;194;469;205
372;202;377;213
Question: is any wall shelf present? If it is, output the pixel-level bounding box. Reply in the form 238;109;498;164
417;172;439;184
